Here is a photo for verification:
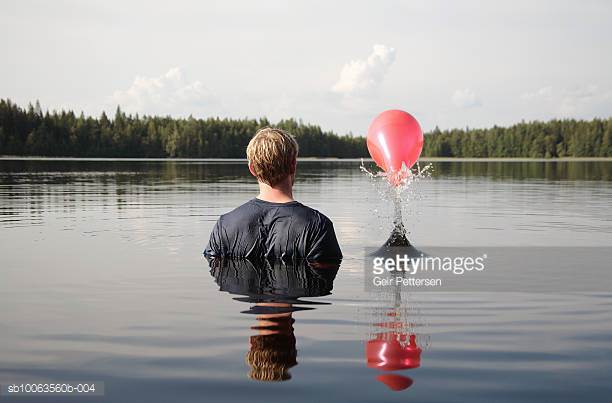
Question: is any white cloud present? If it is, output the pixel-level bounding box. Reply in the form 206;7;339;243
452;88;482;108
332;44;396;96
565;84;599;101
521;86;553;99
110;67;214;115
519;84;611;119
559;84;600;115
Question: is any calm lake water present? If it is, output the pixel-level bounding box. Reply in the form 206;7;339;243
0;159;611;402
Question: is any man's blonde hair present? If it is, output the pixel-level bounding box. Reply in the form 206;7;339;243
246;127;299;186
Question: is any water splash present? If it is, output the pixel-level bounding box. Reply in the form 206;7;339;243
361;159;432;246
363;289;431;350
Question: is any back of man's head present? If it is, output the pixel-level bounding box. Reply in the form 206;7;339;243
247;128;299;186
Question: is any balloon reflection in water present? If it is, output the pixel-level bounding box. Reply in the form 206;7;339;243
364;268;429;392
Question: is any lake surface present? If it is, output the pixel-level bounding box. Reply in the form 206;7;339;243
0;159;611;402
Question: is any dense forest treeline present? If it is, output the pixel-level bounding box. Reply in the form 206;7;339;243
423;119;612;158
0;99;610;158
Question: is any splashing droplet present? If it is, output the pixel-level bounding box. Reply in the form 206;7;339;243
360;159;432;246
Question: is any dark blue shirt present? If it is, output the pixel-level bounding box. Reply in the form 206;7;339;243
204;198;342;261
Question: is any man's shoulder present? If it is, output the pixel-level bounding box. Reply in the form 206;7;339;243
290;202;334;226
218;199;260;223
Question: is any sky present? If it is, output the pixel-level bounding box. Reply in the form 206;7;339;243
1;0;611;135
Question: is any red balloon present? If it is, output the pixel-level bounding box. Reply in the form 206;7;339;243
376;374;414;391
367;110;424;173
366;333;422;371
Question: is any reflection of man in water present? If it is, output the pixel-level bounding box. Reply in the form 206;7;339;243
203;128;342;261
246;303;297;382
208;259;339;382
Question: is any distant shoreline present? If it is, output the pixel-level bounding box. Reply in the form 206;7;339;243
3;99;610;160
1;156;611;162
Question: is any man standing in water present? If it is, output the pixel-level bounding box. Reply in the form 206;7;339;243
204;128;342;261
